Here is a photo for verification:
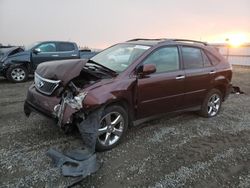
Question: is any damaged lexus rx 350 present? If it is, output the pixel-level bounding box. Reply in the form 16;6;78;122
24;39;232;151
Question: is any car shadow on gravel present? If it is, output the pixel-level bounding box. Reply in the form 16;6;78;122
0;76;33;84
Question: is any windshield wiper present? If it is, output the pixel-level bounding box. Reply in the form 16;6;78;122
87;60;118;76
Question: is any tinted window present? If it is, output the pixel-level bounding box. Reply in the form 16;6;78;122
37;43;56;52
143;47;179;73
57;43;75;51
202;50;212;67
206;52;220;65
182;47;203;69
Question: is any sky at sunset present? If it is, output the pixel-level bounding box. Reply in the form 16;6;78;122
0;0;250;48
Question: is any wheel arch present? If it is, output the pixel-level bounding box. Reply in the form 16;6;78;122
213;84;227;101
103;98;134;127
16;61;32;73
6;61;32;73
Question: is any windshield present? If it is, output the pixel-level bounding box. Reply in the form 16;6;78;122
24;42;40;50
90;43;151;73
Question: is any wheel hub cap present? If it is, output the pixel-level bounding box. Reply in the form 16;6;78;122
11;68;25;81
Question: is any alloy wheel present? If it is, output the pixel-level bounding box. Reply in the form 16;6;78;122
207;93;221;116
98;112;124;147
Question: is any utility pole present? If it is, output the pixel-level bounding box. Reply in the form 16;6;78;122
225;38;230;60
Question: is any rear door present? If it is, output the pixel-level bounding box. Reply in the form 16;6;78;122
56;42;79;60
181;46;215;108
136;46;186;119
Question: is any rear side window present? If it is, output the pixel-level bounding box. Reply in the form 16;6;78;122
201;50;212;67
182;47;203;69
143;46;179;73
206;52;220;65
57;43;75;52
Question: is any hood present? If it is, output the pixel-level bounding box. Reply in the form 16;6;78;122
8;50;30;58
0;47;24;61
36;59;88;85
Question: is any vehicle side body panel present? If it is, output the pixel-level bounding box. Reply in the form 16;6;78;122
136;70;186;119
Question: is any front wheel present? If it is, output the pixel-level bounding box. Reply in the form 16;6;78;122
6;65;28;83
199;89;222;118
96;105;128;151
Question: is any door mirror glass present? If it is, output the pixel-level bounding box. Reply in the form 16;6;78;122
33;48;41;54
141;64;156;76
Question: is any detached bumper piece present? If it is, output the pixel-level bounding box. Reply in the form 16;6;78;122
46;148;100;176
47;148;100;187
46;107;104;187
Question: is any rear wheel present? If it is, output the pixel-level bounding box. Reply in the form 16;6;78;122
96;105;128;151
6;65;28;83
199;89;222;118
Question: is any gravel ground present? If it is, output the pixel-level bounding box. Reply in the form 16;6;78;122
0;66;250;188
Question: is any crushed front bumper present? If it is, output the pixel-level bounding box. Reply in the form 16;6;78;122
24;84;80;127
24;100;56;119
24;84;60;117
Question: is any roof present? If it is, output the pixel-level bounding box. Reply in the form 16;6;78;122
35;41;77;44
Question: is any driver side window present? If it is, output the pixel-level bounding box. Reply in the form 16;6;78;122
143;46;180;73
37;43;56;52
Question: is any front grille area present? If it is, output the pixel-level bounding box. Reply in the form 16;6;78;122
34;73;60;95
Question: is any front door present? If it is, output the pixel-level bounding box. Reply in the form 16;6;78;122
32;42;59;70
136;46;186;119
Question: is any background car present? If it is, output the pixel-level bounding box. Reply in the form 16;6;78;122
0;41;98;82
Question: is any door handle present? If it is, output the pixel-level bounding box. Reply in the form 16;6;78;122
209;70;216;74
71;54;78;57
51;54;59;57
176;75;185;80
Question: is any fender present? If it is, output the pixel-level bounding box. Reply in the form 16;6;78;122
83;78;136;110
3;51;32;72
213;74;231;99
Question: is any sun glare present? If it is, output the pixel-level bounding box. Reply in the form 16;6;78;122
226;33;248;47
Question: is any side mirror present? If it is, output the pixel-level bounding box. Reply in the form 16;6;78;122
33;48;41;54
140;64;156;76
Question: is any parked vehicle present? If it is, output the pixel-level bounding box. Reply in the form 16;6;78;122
24;39;232;151
0;41;98;82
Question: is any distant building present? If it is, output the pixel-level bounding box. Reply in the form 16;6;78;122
211;43;250;66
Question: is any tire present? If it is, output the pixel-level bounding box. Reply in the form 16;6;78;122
199;89;222;118
96;105;128;151
6;65;28;83
2;73;7;78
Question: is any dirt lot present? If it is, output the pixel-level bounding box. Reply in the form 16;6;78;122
0;66;250;188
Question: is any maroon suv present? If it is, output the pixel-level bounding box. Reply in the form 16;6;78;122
24;39;232;151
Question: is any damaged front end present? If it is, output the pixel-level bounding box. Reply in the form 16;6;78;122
24;59;111;129
53;86;88;127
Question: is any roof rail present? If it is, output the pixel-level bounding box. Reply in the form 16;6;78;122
126;38;166;42
126;38;208;46
171;39;208;46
